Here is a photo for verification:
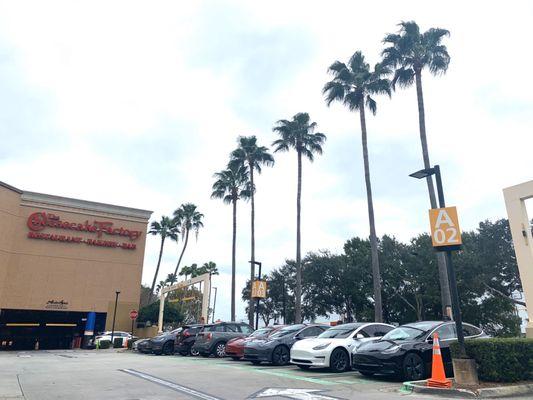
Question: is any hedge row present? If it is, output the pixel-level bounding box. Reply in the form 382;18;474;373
450;338;533;382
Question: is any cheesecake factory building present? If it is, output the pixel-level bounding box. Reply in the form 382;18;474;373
0;181;152;350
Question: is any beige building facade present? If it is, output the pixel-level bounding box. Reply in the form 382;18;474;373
0;181;152;349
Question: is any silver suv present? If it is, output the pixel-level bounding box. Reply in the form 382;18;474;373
193;322;253;357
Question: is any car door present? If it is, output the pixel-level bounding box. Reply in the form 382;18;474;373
430;323;457;367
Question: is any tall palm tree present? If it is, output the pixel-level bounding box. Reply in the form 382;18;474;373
165;273;177;286
173;203;204;276
381;21;452;315
230;136;274;326
179;265;193;280
272;112;326;323
211;163;250;321
148;216;178;301
323;51;391;322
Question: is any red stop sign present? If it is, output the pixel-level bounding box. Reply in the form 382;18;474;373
130;310;138;320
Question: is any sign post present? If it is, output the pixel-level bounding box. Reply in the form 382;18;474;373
129;309;138;337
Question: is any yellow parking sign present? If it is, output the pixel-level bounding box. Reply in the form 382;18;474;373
252;280;267;298
429;207;462;249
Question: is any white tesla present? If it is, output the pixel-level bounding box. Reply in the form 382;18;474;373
290;322;394;372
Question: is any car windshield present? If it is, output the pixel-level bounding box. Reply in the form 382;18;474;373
318;326;356;339
250;328;271;337
268;325;304;339
381;326;428;341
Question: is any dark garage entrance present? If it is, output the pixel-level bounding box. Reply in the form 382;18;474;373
0;309;106;350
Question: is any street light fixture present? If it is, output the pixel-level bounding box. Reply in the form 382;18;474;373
110;291;120;346
409;164;466;357
249;261;262;330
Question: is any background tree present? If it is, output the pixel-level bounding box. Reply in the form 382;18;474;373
173;203;204;276
272;112;326;323
381;20;452;316
178;263;198;280
198;261;219;277
148;216;178;301
323;51;391;322
230;136;274;326
211;163;250;321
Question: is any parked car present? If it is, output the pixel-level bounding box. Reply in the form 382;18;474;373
193;322;254;358
175;324;204;356
94;331;132;346
225;326;280;360
351;320;488;381
150;328;182;355
290;322;394;372
244;324;328;366
134;338;152;353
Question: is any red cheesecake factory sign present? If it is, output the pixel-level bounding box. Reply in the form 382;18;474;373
26;211;141;250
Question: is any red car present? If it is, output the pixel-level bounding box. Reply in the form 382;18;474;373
225;326;283;360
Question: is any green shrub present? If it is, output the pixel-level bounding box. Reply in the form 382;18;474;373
98;340;111;349
450;338;533;382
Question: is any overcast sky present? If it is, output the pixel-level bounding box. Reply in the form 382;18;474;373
1;1;532;322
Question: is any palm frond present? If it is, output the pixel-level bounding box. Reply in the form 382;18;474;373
366;95;377;115
322;81;346;106
391;67;414;89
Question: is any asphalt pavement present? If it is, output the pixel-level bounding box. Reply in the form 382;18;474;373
0;349;527;400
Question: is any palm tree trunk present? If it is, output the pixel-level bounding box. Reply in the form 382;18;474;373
294;149;303;323
415;70;452;318
231;196;237;321
150;236;166;301
248;164;256;326
359;106;383;323
174;229;189;276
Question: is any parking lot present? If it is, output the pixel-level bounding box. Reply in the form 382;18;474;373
0;349;423;400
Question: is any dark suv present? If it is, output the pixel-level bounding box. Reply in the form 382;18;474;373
193;322;254;358
174;324;204;356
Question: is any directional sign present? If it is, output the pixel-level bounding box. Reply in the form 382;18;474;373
253;388;342;400
429;206;462;250
129;309;138;320
251;280;267;298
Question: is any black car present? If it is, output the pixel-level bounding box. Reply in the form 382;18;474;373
135;338;153;354
175;324;204;356
150;328;182;355
351;321;487;381
193;322;254;357
243;324;328;366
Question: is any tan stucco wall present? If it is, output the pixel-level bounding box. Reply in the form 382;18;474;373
0;184;151;332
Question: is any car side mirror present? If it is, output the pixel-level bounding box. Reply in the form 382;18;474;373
427;337;433;344
355;333;364;339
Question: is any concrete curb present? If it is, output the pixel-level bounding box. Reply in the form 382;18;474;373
402;380;533;398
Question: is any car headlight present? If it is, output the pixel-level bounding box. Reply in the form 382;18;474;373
312;342;331;351
383;345;401;354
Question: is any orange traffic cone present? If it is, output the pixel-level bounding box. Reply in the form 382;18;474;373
427;333;452;388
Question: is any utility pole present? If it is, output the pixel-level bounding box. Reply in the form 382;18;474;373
110;291;120;346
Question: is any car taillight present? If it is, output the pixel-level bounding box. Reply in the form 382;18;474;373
183;330;190;337
206;333;212;340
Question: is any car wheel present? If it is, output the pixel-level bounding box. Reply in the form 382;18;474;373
213;342;226;358
162;342;174;355
403;352;426;381
251;360;261;365
231;356;240;361
190;348;200;356
359;371;375;377
271;345;290;366
329;348;349;373
297;365;311;370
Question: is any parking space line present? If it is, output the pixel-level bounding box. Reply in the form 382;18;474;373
120;368;224;400
251;369;339;385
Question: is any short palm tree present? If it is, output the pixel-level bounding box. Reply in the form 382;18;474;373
173;203;204;277
148;216;178;301
165;273;177;286
230;136;274;326
211;164;250;321
272;112;326;323
323;51;391;322
381;21;452;314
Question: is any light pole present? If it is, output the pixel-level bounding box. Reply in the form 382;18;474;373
211;287;218;324
110;291;120;346
281;275;286;324
249;261;262;329
409;165;466;357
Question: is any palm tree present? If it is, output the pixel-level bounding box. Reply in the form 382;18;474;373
323;51;391;322
230;136;274;326
156;280;167;295
165;273;177;286
211;163;250;321
148;216;178;301
173;204;204;276
200;261;219;277
272;112;326;323
381;21;452;315
179;265;193;280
